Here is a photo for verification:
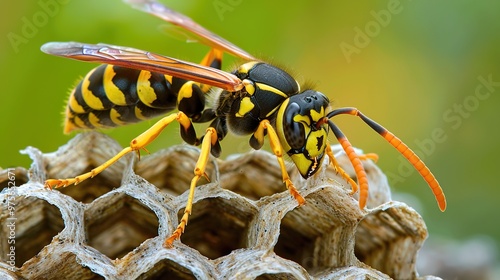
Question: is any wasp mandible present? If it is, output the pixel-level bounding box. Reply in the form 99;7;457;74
41;0;446;247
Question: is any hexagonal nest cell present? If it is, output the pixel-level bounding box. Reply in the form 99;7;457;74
0;132;442;279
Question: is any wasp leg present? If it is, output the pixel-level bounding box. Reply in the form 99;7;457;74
45;111;195;189
164;127;218;248
198;48;223;91
251;119;306;206
44;146;133;189
327;121;369;210
326;145;380;196
325;144;358;195
359;153;379;162
200;48;223;69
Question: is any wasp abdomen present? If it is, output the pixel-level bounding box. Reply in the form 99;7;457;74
64;65;182;133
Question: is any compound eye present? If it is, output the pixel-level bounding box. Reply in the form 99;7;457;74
282;102;306;150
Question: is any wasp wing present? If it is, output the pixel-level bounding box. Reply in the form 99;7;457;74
41;42;244;92
124;0;255;61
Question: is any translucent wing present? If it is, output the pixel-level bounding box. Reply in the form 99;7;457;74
124;0;255;61
41;42;244;92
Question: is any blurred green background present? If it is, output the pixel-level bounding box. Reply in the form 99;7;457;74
1;0;499;272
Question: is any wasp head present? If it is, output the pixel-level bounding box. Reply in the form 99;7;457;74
276;90;330;178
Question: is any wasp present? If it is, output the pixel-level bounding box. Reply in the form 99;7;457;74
42;0;446;247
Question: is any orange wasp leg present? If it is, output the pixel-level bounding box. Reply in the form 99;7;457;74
359;153;379;162
44;112;195;189
164;127;217;248
325;144;359;195
198;48;224;92
326;121;369;209
327;107;447;212
250;119;306;206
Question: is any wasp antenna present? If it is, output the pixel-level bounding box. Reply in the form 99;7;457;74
327;108;447;211
327;120;369;209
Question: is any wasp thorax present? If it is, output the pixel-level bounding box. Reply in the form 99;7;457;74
223;62;301;136
276;90;330;178
235;62;300;97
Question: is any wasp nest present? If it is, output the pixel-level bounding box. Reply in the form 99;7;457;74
0;132;441;279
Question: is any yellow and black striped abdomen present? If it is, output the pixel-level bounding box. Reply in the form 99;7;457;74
64;64;182;133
